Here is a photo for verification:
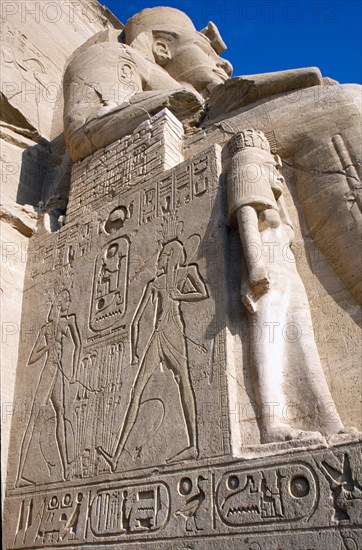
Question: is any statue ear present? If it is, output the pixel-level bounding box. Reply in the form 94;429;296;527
152;40;171;66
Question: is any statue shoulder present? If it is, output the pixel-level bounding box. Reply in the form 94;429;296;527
64;42;148;82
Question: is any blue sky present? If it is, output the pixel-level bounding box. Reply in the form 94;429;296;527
103;0;362;84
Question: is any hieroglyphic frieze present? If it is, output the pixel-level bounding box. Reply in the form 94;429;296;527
66;110;184;222
5;443;361;548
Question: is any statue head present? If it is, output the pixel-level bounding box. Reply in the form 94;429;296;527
123;7;233;97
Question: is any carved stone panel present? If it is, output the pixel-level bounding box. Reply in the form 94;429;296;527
4;442;361;548
7;139;231;496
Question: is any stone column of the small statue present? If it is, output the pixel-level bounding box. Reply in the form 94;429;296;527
227;130;347;444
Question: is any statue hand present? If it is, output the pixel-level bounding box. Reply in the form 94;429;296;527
167;88;204;114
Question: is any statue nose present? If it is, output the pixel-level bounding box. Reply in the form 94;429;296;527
217;58;233;76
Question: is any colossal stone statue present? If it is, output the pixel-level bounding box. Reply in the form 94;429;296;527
63;6;362;304
63;7;232;162
62;7;361;445
3;5;361;549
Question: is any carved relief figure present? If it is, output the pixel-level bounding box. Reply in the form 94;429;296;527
16;289;81;486
98;235;208;471
228;130;353;443
36;492;84;544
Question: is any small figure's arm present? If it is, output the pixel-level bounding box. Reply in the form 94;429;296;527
130;282;154;364
66;315;81;380
27;325;49;365
172;265;208;302
236;205;270;297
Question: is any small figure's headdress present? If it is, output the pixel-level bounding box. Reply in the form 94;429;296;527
159;212;183;246
228;129;271;155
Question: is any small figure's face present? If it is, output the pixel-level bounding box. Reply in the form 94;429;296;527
155;30;232;96
256;153;284;199
157;249;170;273
268;155;285;198
59;291;71;314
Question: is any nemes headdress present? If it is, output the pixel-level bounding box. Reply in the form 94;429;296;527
123;7;227;54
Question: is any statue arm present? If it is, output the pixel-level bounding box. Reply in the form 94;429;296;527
236;206;270;297
67;88;203;162
206;67;323;119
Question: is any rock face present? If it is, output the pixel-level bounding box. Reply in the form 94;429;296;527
2;5;362;550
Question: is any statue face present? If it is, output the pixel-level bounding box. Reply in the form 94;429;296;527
162;31;232;96
268;156;285;198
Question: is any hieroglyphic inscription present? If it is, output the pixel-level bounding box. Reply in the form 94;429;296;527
67;110;184;222
140;186;157;225
175;475;209;532
175;164;192;208
319;453;362;524
14;490;88;547
139;152;216;226
28;220;96;283
157;175;173;217
6;444;361;548
89;483;170;536
216;463;317;526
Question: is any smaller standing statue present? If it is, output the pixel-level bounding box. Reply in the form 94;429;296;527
227;129;353;444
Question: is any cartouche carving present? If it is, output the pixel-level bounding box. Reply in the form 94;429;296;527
216;463;317;526
90;236;130;331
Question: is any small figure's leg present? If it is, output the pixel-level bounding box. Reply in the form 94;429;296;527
16;363;57;486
